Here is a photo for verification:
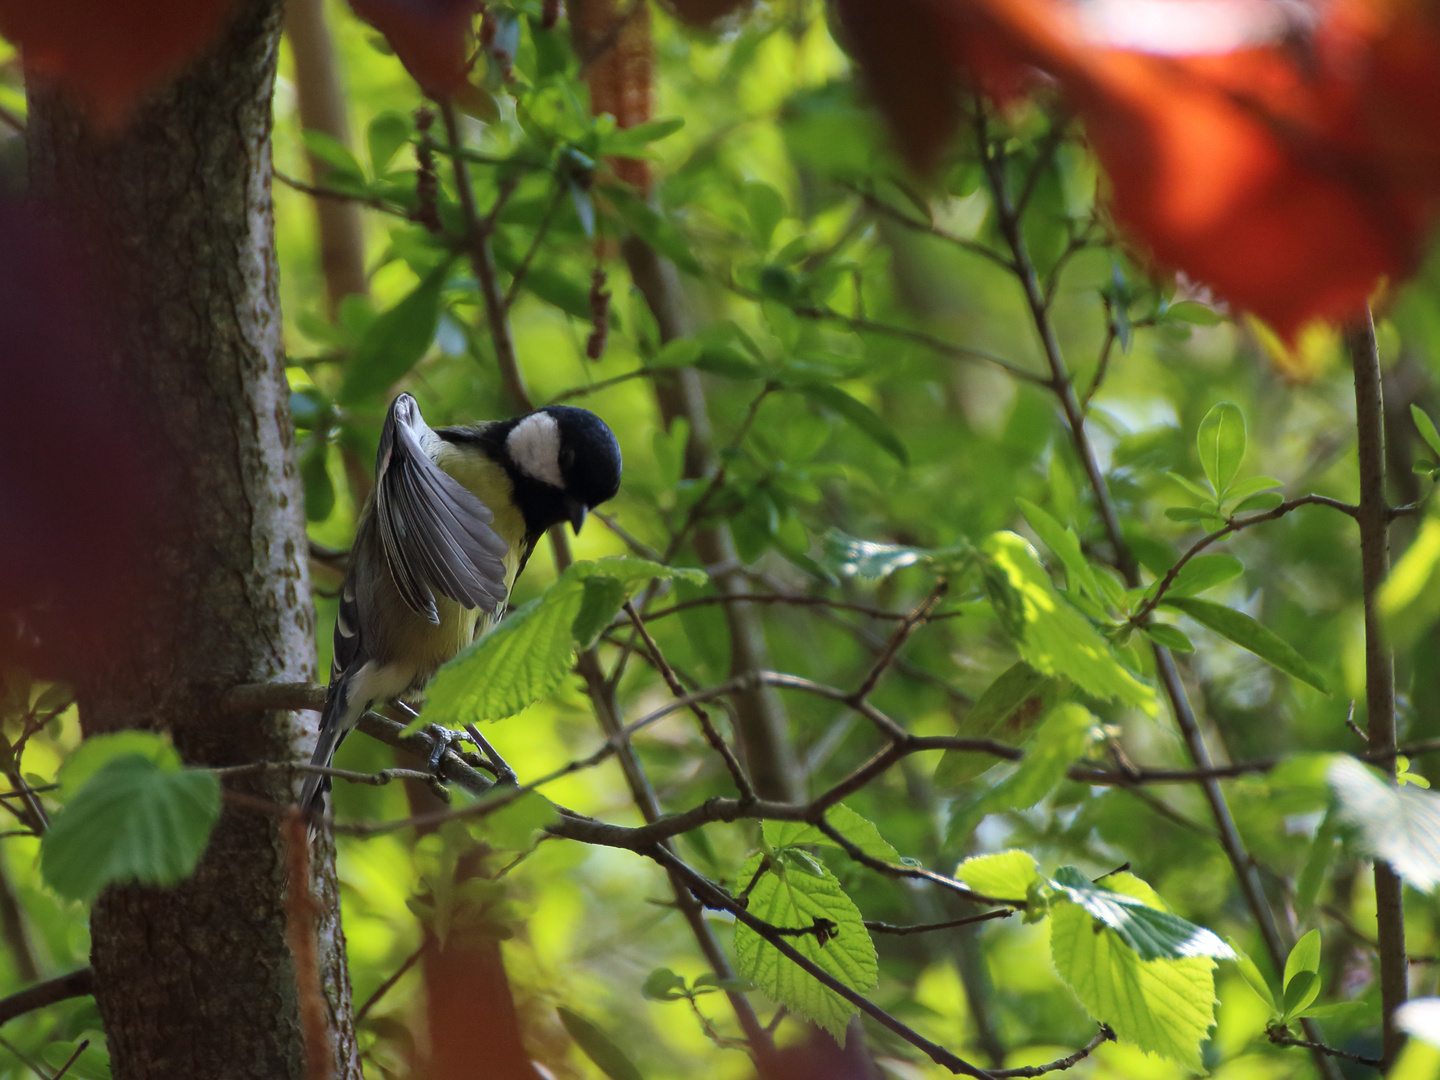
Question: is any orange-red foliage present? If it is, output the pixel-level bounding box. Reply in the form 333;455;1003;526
840;0;1440;339
347;0;481;98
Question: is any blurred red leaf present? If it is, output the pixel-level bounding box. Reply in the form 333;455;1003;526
347;0;481;98
840;0;1440;339
572;0;655;189
0;0;237;129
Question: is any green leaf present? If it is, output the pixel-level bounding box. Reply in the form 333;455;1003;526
1329;756;1440;891
1380;515;1440;649
1223;476;1284;503
339;260;452;403
1233;492;1285;514
954;850;1041;902
1164;506;1212;523
1413;405;1440;460
1197;402;1246;497
695;342;762;380
1160;596;1329;692
474;790;556;850
1283;928;1322;989
1229;944;1277;1011
1167;471;1217;504
821;531;937;580
933;662;1062;789
765;804;899;864
422;559;704;724
41;756;221;903
732;850;877;1041
1049;867;1234;962
796;384;908;465
57;732;182;801
1296;810;1339;913
367;111;412;175
1018;498;1101;601
599;116;685;157
641;968;688;1002
1164;553;1243;598
40;1037;109;1080
1280;971;1321;1021
743;180;785;248
981;532;1151;708
557;1007;646;1080
302;129;365;182
300;436;335;522
693;972;755;993
980;703;1098;813
1166;300;1223;326
1141;622;1194;652
1050;891;1220;1069
603;185;701;275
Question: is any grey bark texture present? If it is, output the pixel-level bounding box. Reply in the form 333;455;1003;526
24;0;360;1076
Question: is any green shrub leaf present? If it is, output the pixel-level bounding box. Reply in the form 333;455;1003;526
1160;596;1329;692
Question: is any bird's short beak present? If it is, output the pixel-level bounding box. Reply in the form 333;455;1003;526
568;500;588;534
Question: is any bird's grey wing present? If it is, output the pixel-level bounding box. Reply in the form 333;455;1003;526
373;394;510;624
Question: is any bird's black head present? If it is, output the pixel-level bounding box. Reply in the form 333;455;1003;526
501;405;622;533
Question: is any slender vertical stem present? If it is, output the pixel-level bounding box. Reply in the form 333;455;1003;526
1347;311;1407;1066
975;106;1346;1080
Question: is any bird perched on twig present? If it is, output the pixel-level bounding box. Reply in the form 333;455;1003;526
299;392;622;814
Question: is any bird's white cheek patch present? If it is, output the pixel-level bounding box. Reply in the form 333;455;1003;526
506;412;564;488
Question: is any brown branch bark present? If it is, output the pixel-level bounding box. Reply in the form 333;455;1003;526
1347;311;1407;1067
25;1;359;1074
0;969;93;1025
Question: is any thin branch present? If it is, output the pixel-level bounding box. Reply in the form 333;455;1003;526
354;942;424;1024
644;590;963;623
0;969;94;1025
992;1026;1114;1078
1267;1026;1381;1069
851;583;948;702
438;101;532;413
502;180;567;309
848;184;1016;273
1128;494;1361;626
865;910;1014;936
544;365;679;405
272;168;403;217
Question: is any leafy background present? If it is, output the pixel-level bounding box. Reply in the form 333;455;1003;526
6;1;1440;1078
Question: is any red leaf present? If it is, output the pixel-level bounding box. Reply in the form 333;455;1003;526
347;0;481;98
0;0;238;129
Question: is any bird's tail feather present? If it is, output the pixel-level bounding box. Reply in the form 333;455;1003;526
299;680;353;815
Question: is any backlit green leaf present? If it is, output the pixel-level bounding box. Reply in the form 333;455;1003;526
557;1007;646;1080
954;850;1041;902
1329;756;1440;891
339;260;452;403
1161;596;1329;692
1197;402;1246;496
765;804;899;864
933;662;1061;789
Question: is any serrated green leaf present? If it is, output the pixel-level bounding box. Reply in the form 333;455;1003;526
1050;867;1234;962
641;968;688;1001
1018;498;1101;601
732;850;877;1041
339;260;452;403
1197;402;1246;497
981;533;1151;708
423;558;703;723
1283;928;1322;988
1281;970;1321;1021
1165;553;1243;598
557;1007;645;1080
954;850;1041;902
1160;596;1329;692
933;662;1061;789
765;804;899;864
1414;405;1440;460
1050;896;1218;1069
41;756;221;903
58;732;182;801
796;384;908;465
980;703;1098;813
1329;756;1440;891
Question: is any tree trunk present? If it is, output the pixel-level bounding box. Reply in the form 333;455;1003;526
24;1;359;1076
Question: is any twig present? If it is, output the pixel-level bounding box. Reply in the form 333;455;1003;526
1267;1026;1381;1069
0;1033;54;1080
992;1026;1114;1078
1347;311;1406;1066
272;168;402;216
437;101;533;413
865;910;1013;935
354;942;424;1024
502;180;567;309
850;582;948;703
1128;494;1361;625
622;603;756;801
848;183;1016;273
644;590;963;623
50;1040;88;1080
0;969;94;1025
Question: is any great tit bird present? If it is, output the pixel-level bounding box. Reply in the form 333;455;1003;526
299;393;622;813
